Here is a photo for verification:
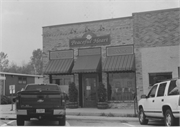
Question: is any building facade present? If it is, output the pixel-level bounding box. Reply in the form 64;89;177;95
0;72;43;96
42;8;180;109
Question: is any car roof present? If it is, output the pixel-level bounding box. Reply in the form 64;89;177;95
152;78;179;86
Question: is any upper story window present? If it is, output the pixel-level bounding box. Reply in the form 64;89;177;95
149;72;172;86
18;77;27;84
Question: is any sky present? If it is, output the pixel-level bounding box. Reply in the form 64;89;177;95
1;0;180;66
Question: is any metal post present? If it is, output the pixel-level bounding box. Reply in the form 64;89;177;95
11;91;13;111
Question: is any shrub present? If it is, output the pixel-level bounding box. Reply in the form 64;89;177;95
68;82;78;102
97;82;107;102
0;95;12;104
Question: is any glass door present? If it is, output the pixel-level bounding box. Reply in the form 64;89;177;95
83;74;98;107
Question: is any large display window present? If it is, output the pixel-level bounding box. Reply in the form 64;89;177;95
108;73;135;101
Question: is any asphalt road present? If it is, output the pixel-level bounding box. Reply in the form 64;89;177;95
0;119;166;126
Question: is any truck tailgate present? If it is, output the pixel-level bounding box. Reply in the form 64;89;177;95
18;91;63;109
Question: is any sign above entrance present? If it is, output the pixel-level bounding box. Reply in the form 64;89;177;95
69;33;110;48
49;50;73;60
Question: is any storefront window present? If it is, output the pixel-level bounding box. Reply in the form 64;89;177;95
52;75;74;94
149;72;172;86
108;73;135;101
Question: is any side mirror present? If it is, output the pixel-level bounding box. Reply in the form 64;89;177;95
141;94;147;99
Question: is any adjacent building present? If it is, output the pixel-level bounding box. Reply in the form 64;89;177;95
0;72;43;96
42;8;180;109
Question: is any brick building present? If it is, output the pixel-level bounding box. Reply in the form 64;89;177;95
42;8;180;109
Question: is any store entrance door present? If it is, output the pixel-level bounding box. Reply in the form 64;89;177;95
82;74;98;108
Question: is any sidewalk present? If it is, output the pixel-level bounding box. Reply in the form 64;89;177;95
0;104;138;122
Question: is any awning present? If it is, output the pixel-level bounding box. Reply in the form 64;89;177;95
72;55;101;73
44;59;73;74
103;54;135;72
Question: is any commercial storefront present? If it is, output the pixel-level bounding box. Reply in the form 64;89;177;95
43;8;180;108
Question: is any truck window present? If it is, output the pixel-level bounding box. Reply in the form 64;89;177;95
147;85;158;98
25;85;60;91
168;80;179;95
157;83;167;97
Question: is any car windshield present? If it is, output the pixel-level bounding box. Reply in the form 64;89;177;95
25;85;60;91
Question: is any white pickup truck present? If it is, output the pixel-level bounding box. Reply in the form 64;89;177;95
138;78;180;126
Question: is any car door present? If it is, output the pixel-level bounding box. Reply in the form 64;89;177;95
153;82;167;118
143;85;158;117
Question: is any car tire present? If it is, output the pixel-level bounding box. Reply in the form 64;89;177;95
175;118;180;126
59;115;66;126
164;109;175;126
17;115;24;126
139;108;148;125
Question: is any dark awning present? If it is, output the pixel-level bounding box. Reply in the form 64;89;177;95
72;55;101;73
103;54;135;72
44;59;73;74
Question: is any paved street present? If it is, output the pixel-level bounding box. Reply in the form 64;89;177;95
1;118;166;126
0;104;167;126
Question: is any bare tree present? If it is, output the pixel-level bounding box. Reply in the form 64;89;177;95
0;52;9;71
30;49;43;75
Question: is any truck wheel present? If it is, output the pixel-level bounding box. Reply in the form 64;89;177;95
139;108;148;125
59;115;66;126
17;115;24;126
164;109;175;126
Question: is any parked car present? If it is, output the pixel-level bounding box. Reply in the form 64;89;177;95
15;83;66;126
138;78;180;126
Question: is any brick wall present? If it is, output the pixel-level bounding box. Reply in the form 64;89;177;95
133;8;180;101
43;17;133;84
42;8;179;108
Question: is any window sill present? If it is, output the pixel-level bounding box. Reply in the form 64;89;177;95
108;100;134;103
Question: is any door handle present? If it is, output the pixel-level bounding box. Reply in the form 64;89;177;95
162;99;164;102
152;100;154;102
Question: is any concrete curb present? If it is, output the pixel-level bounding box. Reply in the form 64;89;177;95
66;112;137;117
67;115;139;122
0;115;139;122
